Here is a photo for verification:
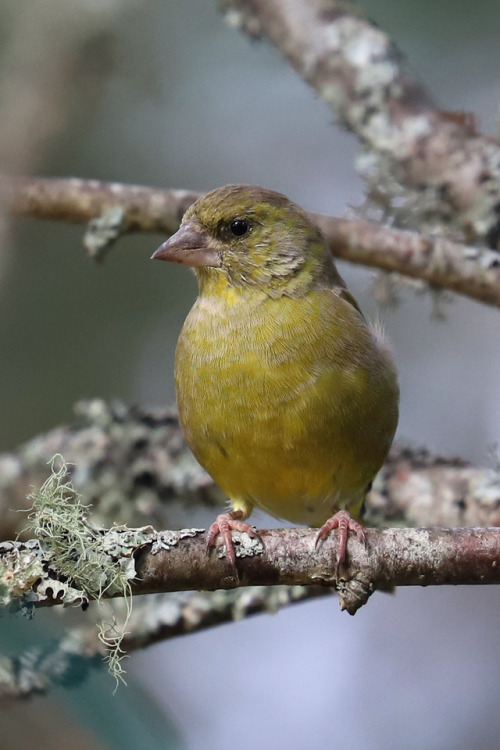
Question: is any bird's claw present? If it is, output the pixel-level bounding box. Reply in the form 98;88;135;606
206;511;257;567
315;509;365;577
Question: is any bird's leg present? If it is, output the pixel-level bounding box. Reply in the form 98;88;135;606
315;509;366;577
206;509;257;567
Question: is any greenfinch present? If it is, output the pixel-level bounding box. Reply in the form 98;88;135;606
152;185;399;572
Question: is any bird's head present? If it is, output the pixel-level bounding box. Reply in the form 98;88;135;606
152;185;340;298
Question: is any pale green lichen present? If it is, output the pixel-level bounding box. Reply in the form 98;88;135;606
23;455;145;685
213;530;264;560
84;205;126;260
0;541;45;607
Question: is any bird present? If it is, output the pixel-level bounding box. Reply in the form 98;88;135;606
152;185;399;574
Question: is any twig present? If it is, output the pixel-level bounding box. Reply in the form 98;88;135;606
4;176;500;308
2;526;500;617
0;400;220;539
0;586;326;699
221;0;500;246
4;176;199;236
314;214;500;309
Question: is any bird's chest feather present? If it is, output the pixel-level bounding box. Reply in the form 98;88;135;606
175;293;337;449
173;291;383;522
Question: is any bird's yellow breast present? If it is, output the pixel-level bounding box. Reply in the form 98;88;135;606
175;284;398;527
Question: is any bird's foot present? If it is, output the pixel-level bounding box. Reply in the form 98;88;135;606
315;510;366;578
206;510;257;567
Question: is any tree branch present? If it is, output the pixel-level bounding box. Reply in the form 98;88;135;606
2;526;500;618
313;214;500;308
4;176;199;236
0;586;326;698
0;400;221;540
221;0;500;247
5;176;500;308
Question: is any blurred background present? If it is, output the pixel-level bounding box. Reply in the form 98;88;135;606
1;1;500;748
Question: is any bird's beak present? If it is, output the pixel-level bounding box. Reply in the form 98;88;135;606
151;222;222;268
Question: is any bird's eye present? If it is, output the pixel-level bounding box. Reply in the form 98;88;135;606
229;218;250;237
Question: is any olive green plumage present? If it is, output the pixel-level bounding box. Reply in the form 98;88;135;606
154;184;399;545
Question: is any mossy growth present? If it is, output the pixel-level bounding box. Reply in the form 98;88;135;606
23;455;150;685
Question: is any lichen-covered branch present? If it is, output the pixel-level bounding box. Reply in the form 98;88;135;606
314;214;500;309
221;0;500;247
2;521;499;697
1;444;499;697
4;176;198;237
0;460;329;696
367;445;500;529
0;629;103;699
0;400;222;540
1;401;499;540
0;586;325;699
5;176;500;307
2;526;500;618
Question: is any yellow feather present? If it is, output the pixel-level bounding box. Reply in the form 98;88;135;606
176;283;397;527
154;185;399;537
